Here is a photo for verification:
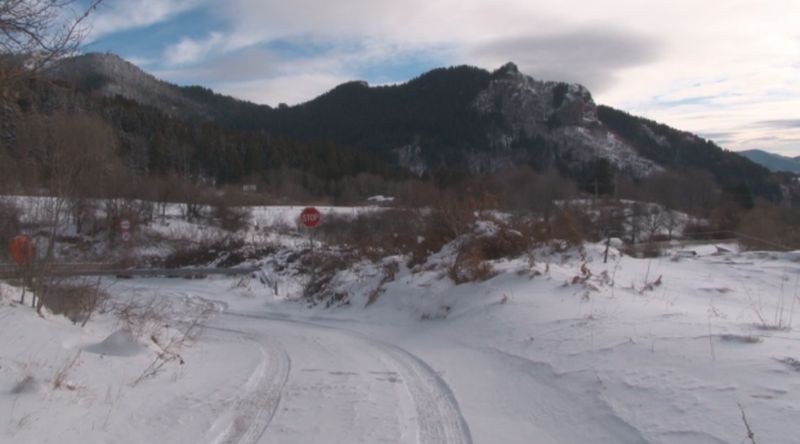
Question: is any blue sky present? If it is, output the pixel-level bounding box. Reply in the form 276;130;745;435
83;0;800;155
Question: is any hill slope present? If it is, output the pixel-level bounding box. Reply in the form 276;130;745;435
49;53;271;130
2;53;790;203
738;149;800;174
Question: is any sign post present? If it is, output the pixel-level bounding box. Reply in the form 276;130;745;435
119;219;131;243
119;219;133;268
299;207;321;251
299;207;321;284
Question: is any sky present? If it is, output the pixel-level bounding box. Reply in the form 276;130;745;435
81;0;800;155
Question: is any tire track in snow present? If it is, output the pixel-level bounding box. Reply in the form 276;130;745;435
378;342;474;444
222;311;473;444
206;326;291;444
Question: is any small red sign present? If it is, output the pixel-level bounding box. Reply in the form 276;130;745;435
9;235;34;266
300;207;321;229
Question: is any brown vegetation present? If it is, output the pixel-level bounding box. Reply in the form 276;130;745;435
34;277;108;326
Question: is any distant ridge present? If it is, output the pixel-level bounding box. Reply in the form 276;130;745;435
49;52;270;129
738;149;800;174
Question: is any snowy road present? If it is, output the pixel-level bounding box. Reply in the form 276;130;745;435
200;306;648;444
6;242;799;444
203;310;473;444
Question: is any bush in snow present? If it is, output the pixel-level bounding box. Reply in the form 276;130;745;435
163;235;246;269
737;203;800;251
34;278;108;326
209;195;252;232
317;208;455;265
449;217;538;284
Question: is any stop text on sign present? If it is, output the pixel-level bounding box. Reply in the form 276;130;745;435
300;207;321;229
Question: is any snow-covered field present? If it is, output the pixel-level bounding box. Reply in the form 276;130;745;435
1;205;799;443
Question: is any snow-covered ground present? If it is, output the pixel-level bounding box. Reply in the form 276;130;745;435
1;203;799;443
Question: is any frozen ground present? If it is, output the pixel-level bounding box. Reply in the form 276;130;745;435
1;236;799;443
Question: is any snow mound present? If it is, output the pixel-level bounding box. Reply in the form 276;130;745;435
84;329;146;357
367;195;395;203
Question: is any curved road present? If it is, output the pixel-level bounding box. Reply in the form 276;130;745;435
204;310;473;444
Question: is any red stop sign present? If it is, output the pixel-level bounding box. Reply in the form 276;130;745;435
300;207;321;228
9;235;35;266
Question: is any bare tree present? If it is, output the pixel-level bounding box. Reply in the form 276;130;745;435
16;112;117;258
643;206;666;241
0;0;103;84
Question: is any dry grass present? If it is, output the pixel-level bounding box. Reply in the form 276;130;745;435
34;278;108;326
163;235;245;268
133;319;202;386
366;261;400;306
209;195;252;232
52;352;81;391
449;216;543;284
109;294;209;385
317;209;439;262
112;295;169;339
301;248;358;307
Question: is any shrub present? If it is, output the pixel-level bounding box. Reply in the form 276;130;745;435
448;247;496;284
548;207;587;246
34;278;108;326
622;242;663;258
209;195;251;232
737;204;800;251
683;222;719;240
449;218;533;284
163;236;246;268
301;249;358;307
366;261;399;306
317;208;455;264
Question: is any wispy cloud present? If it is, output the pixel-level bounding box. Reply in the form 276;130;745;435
163;32;225;65
754;119;800;129
87;0;204;42
467;27;662;92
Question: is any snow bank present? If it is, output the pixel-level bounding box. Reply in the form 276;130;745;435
84;329;146;357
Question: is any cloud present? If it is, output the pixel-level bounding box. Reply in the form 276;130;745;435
163;32;225;65
217;73;353;106
155;46;281;83
698;131;736;144
467;28;662;92
157;36;456;105
87;0;203;41
754;119;800;129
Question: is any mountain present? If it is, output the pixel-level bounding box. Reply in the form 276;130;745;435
595;107;782;200
738;149;800;174
4;52;790;204
258;62;658;179
49;53;271;130
256;61;781;199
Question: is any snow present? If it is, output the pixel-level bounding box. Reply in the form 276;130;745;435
367;195;396;203
1;206;800;443
84;329;147;357
250;205;381;230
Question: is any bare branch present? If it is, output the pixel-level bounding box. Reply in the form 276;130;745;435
0;0;103;84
